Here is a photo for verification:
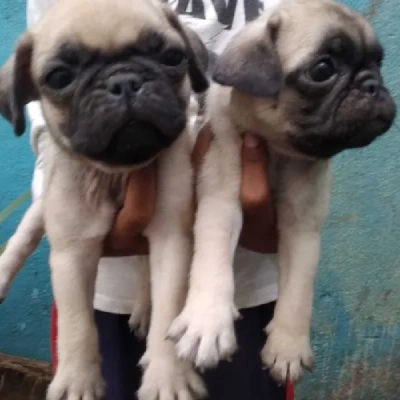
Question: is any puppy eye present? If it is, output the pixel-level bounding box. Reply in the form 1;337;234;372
45;67;76;90
308;58;337;82
160;49;185;66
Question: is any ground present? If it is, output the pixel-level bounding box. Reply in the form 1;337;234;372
0;353;51;400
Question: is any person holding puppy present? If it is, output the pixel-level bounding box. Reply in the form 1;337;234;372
27;0;289;399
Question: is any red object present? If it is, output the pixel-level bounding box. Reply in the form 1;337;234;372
50;302;295;399
287;379;295;400
50;302;58;374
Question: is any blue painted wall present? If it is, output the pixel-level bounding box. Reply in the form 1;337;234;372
0;0;399;398
301;1;400;398
0;0;52;361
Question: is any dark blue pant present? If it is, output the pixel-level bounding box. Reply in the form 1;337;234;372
95;302;286;400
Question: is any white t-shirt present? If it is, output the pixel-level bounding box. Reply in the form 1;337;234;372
27;0;279;314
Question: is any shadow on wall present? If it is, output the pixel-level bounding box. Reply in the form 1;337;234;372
0;0;399;398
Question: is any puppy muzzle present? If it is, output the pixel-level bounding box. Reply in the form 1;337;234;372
66;62;187;166
289;77;396;159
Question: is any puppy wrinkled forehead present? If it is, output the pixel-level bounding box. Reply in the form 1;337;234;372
275;0;380;71
31;0;180;62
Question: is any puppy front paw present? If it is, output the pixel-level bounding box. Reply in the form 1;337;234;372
138;353;207;400
262;321;314;384
167;299;239;369
47;361;104;400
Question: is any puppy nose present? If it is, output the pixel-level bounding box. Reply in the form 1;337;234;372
360;79;379;96
107;74;142;97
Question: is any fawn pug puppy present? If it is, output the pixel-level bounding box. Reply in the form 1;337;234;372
0;0;209;399
168;0;396;384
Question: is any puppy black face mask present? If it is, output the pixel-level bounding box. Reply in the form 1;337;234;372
0;3;208;166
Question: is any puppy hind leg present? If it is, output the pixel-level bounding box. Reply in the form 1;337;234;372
0;199;44;301
262;229;319;384
129;255;151;339
262;161;331;384
138;135;206;400
138;232;206;400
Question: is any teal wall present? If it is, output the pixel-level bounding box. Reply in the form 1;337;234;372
0;0;399;398
301;1;400;398
0;0;52;361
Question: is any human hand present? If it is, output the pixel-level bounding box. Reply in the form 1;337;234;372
103;124;277;257
239;134;278;253
102;163;156;257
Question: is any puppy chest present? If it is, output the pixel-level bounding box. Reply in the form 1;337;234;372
44;169;128;241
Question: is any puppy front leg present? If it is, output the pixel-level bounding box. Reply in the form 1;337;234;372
0;199;44;300
262;159;331;384
47;241;105;400
138;134;206;400
168;125;242;369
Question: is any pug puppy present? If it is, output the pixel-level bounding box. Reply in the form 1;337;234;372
168;0;396;384
0;0;208;399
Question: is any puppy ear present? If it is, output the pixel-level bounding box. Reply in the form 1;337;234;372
163;6;209;93
213;13;283;98
0;33;38;136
